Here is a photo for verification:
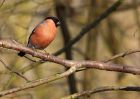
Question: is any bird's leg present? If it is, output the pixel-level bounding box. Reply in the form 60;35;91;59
32;47;38;57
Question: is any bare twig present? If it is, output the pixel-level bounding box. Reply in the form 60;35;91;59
0;57;30;82
76;49;140;72
24;56;41;62
103;49;140;62
54;0;122;56
62;86;140;99
0;66;79;97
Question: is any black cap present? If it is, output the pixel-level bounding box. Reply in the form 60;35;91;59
45;16;61;27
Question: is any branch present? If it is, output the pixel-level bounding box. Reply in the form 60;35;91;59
54;0;122;56
0;40;140;75
103;49;140;62
0;57;30;82
0;39;140;97
76;49;140;72
0;66;78;97
62;86;140;99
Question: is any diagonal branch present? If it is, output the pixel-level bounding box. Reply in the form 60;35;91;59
0;57;30;82
103;49;140;62
54;0;122;56
0;66;79;97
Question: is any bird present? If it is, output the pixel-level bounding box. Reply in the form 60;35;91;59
18;16;60;57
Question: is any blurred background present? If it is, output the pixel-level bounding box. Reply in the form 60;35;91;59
0;0;140;99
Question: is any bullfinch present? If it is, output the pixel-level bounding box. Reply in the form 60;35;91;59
18;16;60;57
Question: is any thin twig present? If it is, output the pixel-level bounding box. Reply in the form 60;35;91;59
24;56;40;62
0;57;30;82
0;66;79;97
76;49;140;72
103;49;140;62
62;86;140;99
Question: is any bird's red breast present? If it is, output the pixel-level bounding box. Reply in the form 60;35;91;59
28;19;57;49
18;16;60;57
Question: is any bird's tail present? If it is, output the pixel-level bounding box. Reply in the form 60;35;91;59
18;51;25;57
